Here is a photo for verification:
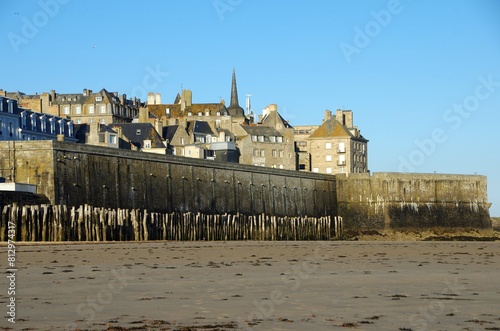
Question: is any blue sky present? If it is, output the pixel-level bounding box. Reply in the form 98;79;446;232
1;0;499;216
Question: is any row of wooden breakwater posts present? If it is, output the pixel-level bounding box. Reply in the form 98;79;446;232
1;204;344;242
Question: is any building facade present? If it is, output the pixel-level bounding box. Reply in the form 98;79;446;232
0;97;76;142
1;88;142;125
299;110;368;175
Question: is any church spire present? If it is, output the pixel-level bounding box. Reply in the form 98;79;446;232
230;68;239;108
227;68;245;117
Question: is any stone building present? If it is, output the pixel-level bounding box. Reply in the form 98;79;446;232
74;123;119;149
0;88;142;125
295;109;368;174
236;104;296;170
0;97;76;142
110;123;166;154
163;120;239;162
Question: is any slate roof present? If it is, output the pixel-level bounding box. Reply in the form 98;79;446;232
187;120;215;135
308;118;368;141
74;124;117;144
162;125;179;142
240;125;283;137
111;123;164;149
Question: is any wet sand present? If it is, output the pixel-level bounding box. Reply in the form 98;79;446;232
2;241;500;330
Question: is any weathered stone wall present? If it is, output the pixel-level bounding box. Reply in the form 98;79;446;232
336;172;491;230
0;142;492;229
0;141;337;217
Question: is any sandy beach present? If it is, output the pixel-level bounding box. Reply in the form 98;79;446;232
1;241;499;330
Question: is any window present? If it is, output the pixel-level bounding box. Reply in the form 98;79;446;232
277;136;283;143
31;114;37;129
75;106;81;114
251;135;257;142
63;106;70;115
100;105;106;114
58;120;65;135
338;155;346;166
253;149;259;157
279;150;284;158
338;142;346;153
49;119;55;134
260;149;265;157
198;112;202;116
258;136;264;142
41;117;46;132
180;148;185;156
95;96;103;102
187;112;192;116
299;164;306;170
99;134;105;143
108;135;116;144
326;155;332;162
216;111;221;116
9;122;13;137
326;142;332;149
144;140;151;149
89;105;95;114
8;101;14;113
89;118;94;124
166;108;170;115
313;167;319;173
205;111;209;116
270;136;276;143
75;119;81;124
136;129;142;135
326;167;332;174
67;122;73;137
180;137;184;145
279;165;284;169
21;113;27;128
99;118;106;124
272;149;277;157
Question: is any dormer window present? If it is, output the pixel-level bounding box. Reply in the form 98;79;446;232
95;96;103;102
136;129;141;135
7;100;14;113
21;112;27;128
216;111;221;116
198;112;202;116
144;140;151;149
30;114;37;129
58;120;65;135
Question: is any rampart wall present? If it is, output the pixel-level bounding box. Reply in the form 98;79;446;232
336;173;491;230
0;142;492;230
0;141;337;217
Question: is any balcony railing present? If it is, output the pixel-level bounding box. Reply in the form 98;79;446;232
337;148;346;153
337;161;346;166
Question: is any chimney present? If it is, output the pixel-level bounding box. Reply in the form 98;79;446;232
324;110;332;122
155;93;161;105
181;89;192;111
50;90;56;102
83;89;88;96
147;92;155;105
